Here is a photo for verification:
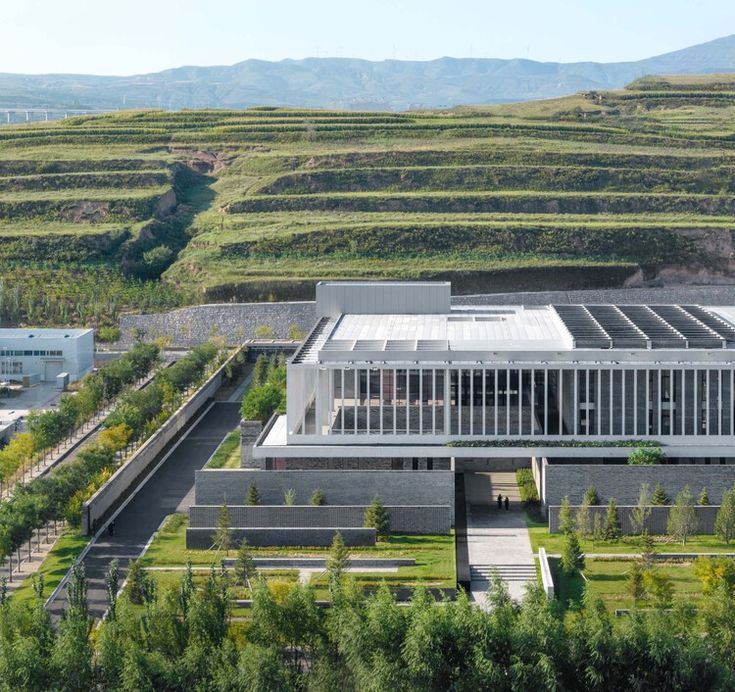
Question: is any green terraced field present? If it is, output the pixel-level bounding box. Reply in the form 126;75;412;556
1;77;735;323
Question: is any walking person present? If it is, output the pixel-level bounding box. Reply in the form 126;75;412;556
504;496;510;511
497;493;503;510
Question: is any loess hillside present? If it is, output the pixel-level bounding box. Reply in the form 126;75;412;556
1;77;735;323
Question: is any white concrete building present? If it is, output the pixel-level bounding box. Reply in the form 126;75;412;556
254;282;735;465
0;328;94;383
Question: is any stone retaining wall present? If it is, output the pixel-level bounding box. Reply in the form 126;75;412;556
186;527;375;548
119;301;315;347
189;504;452;534
548;504;720;535
544;463;735;507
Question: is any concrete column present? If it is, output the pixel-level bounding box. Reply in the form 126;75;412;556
240;420;263;469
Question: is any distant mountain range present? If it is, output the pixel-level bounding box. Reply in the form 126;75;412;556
2;34;735;112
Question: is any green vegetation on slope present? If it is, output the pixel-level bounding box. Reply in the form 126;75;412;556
2;78;735;320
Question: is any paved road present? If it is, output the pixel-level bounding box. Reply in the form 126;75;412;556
464;471;536;607
47;401;241;620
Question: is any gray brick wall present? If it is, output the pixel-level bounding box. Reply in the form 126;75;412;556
189;504;451;534
544;464;735;507
195;469;455;515
186;527;375;548
548;504;720;535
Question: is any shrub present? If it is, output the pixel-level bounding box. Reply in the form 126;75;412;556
310;488;326;506
96;326;121;343
628;447;664;465
515;468;539;504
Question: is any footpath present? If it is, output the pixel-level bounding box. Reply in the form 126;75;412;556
465;471;536;606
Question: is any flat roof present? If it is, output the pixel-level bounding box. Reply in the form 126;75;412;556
290;303;735;364
0;328;92;340
328;306;570;351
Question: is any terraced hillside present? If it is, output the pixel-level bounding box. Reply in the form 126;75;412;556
1;74;735;321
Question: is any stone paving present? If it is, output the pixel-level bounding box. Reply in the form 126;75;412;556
465;471;536;607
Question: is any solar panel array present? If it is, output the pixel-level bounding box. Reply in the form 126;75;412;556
553;304;735;349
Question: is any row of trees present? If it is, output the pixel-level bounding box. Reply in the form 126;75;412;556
0;342;160;493
560;482;735;545
3;554;735;690
0;342;224;571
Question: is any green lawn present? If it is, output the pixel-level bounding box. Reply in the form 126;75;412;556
553;557;704;612
526;512;735;555
205;430;241;469
10;529;89;605
141;513;455;588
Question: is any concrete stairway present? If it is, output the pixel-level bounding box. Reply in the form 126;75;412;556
470;563;537;584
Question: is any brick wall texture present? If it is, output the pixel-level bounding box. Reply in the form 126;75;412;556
194;469;455;514
544;464;735;507
548;504;720;535
189;504;451;534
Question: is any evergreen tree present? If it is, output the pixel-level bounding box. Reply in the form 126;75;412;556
603;498;621;540
699;486;711;505
626;561;646;605
651;484;670;505
105;559;119;622
714;488;735;544
213;504;233;554
575;498;592;537
363;495;391;541
584;485;600;506
644;570;674;609
560;531;585;576
235;538;257;588
245;481;261;506
640;531;656;568
127;558;156;605
284;488;296;506
630;482;652;536
667;486;698;546
558;495;574;534
326;531;351;586
310;488;326;506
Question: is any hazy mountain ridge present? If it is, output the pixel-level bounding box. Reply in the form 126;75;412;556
2;34;735;110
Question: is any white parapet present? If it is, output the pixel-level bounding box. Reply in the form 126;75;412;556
538;546;555;599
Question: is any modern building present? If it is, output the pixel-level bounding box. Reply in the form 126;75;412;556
0;328;94;384
187;281;735;549
253;281;735;466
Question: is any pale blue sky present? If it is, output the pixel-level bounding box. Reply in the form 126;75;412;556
3;0;734;75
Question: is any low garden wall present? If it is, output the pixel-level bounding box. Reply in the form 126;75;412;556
544;463;735;507
186;527;375;548
189;504;452;534
548;504;720;535
194;469;455;514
